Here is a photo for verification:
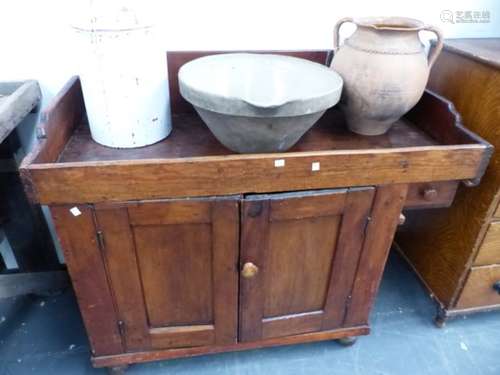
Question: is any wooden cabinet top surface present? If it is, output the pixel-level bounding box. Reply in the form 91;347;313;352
20;50;492;205
438;38;500;69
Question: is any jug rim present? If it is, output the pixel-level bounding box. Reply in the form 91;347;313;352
353;16;425;31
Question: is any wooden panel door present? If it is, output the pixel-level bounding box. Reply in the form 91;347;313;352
94;196;240;352
239;188;375;342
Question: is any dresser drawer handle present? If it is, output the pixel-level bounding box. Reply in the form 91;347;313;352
422;188;438;201
492;281;500;295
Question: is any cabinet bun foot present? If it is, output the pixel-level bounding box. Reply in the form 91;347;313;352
336;336;358;346
107;365;129;374
434;314;447;328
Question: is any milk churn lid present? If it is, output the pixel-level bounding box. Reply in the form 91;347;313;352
70;0;154;32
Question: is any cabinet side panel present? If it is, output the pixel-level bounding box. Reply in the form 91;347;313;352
345;184;408;326
50;205;123;356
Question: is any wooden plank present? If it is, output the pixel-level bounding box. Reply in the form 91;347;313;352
269;189;347;220
94;207;151;352
149;325;215;349
239;199;270;342
262;311;323;339
456;265;500;308
474;221;500;266
27;146;486;204
92;325;369;368
321;187;375;329
25;76;84;165
128;200;212;226
50;205;123;356
0;80;41;144
211;199;239;345
344;184;408;326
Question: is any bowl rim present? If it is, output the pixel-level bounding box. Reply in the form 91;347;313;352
178;53;343;118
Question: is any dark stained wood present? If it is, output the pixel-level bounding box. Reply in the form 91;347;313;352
56;110;439;163
50;205;123;356
92;325;370;368
345;184;408;326
95;196;239;351
239;188;374;341
397;39;500;316
167;50;330;115
28;76;84;164
404;181;458;210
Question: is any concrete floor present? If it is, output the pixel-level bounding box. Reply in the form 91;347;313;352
1;251;499;375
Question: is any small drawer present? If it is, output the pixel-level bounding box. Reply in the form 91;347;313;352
456;265;500;308
474;221;500;266
404;181;458;209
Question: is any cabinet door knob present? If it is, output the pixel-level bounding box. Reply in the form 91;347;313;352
492;281;500;295
241;262;259;278
422;188;438;201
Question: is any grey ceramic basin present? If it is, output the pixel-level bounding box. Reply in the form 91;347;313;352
178;53;343;153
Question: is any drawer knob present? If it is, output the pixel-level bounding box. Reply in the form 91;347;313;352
241;262;259;278
493;281;500;295
422;188;438;201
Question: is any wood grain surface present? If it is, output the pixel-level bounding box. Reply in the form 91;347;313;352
397;41;500;309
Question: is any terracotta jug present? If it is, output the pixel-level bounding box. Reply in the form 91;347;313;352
330;17;443;135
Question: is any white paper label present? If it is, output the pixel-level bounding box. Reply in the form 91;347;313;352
274;159;285;168
70;207;82;217
312;162;320;171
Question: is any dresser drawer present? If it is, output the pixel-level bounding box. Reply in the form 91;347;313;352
404;181;458;209
456;265;500;308
474;221;500;266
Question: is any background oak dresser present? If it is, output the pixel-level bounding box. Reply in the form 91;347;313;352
397;38;500;325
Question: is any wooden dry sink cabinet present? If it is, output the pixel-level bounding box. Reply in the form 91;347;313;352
20;51;492;373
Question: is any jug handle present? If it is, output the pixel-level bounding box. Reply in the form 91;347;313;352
423;25;444;69
333;17;354;52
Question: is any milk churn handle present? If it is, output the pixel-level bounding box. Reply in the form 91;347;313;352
423;25;444;69
333;17;354;52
